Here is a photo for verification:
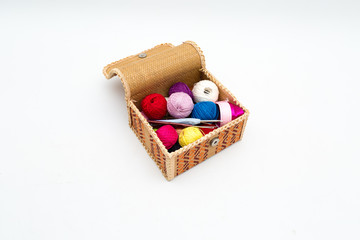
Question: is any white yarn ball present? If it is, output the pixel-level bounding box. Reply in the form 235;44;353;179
192;80;219;103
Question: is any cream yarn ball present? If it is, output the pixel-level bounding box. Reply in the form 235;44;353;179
192;80;219;103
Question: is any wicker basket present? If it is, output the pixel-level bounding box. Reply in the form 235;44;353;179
103;41;249;180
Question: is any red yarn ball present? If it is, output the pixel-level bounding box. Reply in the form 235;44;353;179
141;93;167;120
156;125;178;149
200;127;215;135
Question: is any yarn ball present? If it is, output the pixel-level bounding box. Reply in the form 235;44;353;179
229;102;245;119
199;127;216;135
156;125;178;149
179;127;204;147
175;128;183;136
168;141;182;153
191;101;219;120
141;93;167;120
167;92;194;118
168;82;194;99
192;80;219;103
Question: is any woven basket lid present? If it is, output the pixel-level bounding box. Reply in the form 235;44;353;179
103;41;205;101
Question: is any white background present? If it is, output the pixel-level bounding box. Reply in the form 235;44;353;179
1;1;359;239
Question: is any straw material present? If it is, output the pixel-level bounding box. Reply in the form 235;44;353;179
103;41;249;180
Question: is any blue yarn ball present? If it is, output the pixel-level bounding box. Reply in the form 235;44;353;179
191;101;219;120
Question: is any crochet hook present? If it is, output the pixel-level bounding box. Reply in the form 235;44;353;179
152;118;222;125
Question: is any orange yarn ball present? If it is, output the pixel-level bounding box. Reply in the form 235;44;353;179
175;128;183;136
141;93;167;120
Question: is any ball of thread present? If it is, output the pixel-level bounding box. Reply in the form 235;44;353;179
156;125;178;149
229;102;245;119
179;127;203;147
175;128;183;136
167;92;194;118
199;127;215;135
168;141;182;153
168;82;194;99
191;101;219;120
141;93;167;120
192;80;219;103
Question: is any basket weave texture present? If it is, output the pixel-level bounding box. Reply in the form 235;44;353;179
103;41;249;180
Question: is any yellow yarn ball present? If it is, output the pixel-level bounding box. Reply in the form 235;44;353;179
179;127;203;147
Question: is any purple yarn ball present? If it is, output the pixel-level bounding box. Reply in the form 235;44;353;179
167;92;194;118
168;82;194;99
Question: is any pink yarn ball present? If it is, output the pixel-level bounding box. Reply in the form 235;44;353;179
156;125;178;149
167;92;194;118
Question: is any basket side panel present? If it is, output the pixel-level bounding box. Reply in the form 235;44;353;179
129;107;167;178
215;119;244;154
176;118;245;177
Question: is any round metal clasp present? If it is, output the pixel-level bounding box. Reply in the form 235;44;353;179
138;53;147;58
210;137;219;147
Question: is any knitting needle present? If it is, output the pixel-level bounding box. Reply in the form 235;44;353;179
199;120;222;123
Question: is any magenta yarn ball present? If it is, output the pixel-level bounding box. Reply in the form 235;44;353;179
229;102;245;119
156;125;178;149
168;82;194;99
167;92;194;118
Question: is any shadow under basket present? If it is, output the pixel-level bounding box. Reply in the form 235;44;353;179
103;41;249;181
